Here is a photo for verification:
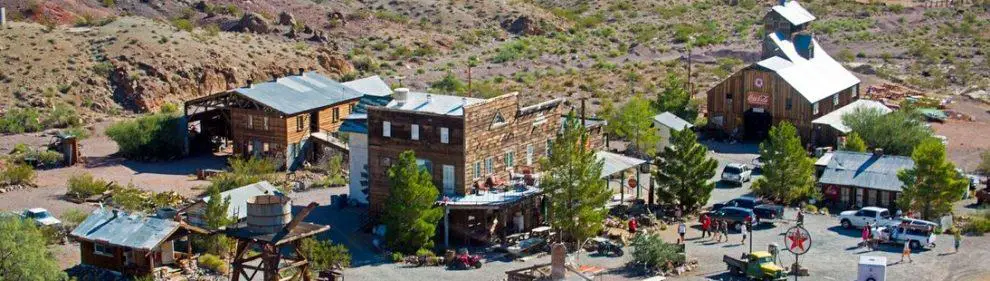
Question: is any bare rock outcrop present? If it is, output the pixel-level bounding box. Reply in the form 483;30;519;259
278;11;296;26
236;13;272;33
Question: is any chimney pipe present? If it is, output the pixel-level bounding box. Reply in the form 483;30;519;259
873;148;884;157
247;79;254;88
111;209;119;219
394;88;409;106
298;68;305;76
426;94;433;104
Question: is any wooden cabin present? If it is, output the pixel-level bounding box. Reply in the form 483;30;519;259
706;0;862;144
184;71;363;169
70;209;192;276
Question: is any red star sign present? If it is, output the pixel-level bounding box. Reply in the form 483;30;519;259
787;231;808;251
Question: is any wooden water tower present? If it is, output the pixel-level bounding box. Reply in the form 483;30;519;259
225;195;329;281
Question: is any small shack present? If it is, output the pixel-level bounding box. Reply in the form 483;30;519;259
179;181;282;227
653;112;694;150
818;150;914;211
596;151;648;204
70;208;192;276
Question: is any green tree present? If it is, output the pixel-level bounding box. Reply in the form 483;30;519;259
842;132;868;152
105;110;184;160
540;115;610;243
652;73;697;122
897;138;968;221
843;108;930;156
301;238;351;270
603;94;660;157
752;122;817;204
0;216;67;280
200;185;235;255
653;129;718;212
382;150;443;254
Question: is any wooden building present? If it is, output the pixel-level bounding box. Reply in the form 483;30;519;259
818;150;914;211
184;71;363;170
70;209;192;276
362;88;583;245
706;0;861;143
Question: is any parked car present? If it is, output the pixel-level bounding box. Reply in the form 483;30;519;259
873;223;937;249
21;208;61;227
838;207;895;229
720;163;753;185
705;207;756;232
711;196;785;221
898;218;939;230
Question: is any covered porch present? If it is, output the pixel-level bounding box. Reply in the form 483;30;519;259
596;151;649;205
439;185;544;248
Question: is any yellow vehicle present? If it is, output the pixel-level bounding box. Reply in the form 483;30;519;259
723;251;787;280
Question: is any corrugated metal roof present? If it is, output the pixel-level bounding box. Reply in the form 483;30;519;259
443;186;542;207
70;209;180;250
596;151;647;178
756;32;861;103
384;92;484;116
339;94;392;134
812;100;892;133
202;181;282;221
342;76;392;97
652;112;693;131
233;72;364;115
818;151;914;192
771;1;816;26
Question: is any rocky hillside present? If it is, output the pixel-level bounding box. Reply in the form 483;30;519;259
1;0;988;124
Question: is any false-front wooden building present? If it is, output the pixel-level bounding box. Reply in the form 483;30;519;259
706;0;862;144
184;71;363;169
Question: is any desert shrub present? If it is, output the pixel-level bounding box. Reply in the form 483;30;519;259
92;62;114;76
301;238;352;270
61;209;89;228
374;10;409;24
391;252;404;262
0;108;43;134
351;55;381;72
962;211;990;235
62;126;90;140
102;0;115;7
631;233;684;272
1;164;36;186
415;248;435;257
430;72;467;95
105;112;184;160
171;18;195;32
312;154;346;188
803;204;818;214
198;254;229;274
35;150;64;167
208;157;279;192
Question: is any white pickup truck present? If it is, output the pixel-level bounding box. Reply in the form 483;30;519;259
838;207;895;229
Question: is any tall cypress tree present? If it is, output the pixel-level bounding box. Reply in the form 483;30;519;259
752;122;817;204
540;115;609;243
653;129;718;212
383;150;443;254
897;138;968;220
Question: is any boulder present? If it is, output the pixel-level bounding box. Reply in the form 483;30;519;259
501;16;543;36
316;48;355;76
278;11;296;26
310;30;329;43
851;63;877;75
236;13;272;33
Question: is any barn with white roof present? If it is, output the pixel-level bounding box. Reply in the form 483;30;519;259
706;0;863;145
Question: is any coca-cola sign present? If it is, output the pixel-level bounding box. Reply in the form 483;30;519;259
747;92;770;106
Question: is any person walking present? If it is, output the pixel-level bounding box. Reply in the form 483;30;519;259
702;214;711;239
954;231;962;253
901;240;913;263
712;219;721;242
720;220;729;243
677;221;687;244
862;223;872;250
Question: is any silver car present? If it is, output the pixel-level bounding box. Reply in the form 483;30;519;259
720;163;752;185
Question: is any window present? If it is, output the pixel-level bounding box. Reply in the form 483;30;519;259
247;116;253;129
485;157;494;174
852;85;858;98
382;121;391;137
880;191;889;207
473;162;481;179
440;127;449;144
333;107;340;122
349;104;355;112
492;111;507;127
263;117;269;130
416;159;433;174
504;150;515;168
786;98;792;110
442;165;455;196
526;144;534;165
296;116;304;132
546;139;554;156
812;102;819;115
726;93;732;101
833;94;839;106
94;243;113;257
411;124;420;140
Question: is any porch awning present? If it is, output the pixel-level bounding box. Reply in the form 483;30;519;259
595;151;647;179
440;186;541;210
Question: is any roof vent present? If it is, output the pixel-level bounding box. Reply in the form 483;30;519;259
247;79;254;89
426;94;433;104
394;88;410;106
299;68;306;76
462;97;468;105
873;148;884;157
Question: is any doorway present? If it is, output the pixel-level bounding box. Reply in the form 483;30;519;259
743;108;772;140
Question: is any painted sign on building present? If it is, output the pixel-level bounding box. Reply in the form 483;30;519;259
746;92;771;106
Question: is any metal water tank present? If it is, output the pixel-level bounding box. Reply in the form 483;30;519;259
245;195;292;234
858;256;886;281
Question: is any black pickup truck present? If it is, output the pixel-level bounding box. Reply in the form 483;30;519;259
711;197;785;222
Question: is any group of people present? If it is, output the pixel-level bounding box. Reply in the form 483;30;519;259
691;213;746;244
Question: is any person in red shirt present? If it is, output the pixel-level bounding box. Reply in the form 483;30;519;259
702;215;712;239
628;218;638;233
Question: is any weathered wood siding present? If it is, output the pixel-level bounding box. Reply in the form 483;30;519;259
366;108;467;215
317;101;358;133
706;67;859;142
230;108;286;156
79;241;125;272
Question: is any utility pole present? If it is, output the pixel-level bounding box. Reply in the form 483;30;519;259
686;35;695;97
